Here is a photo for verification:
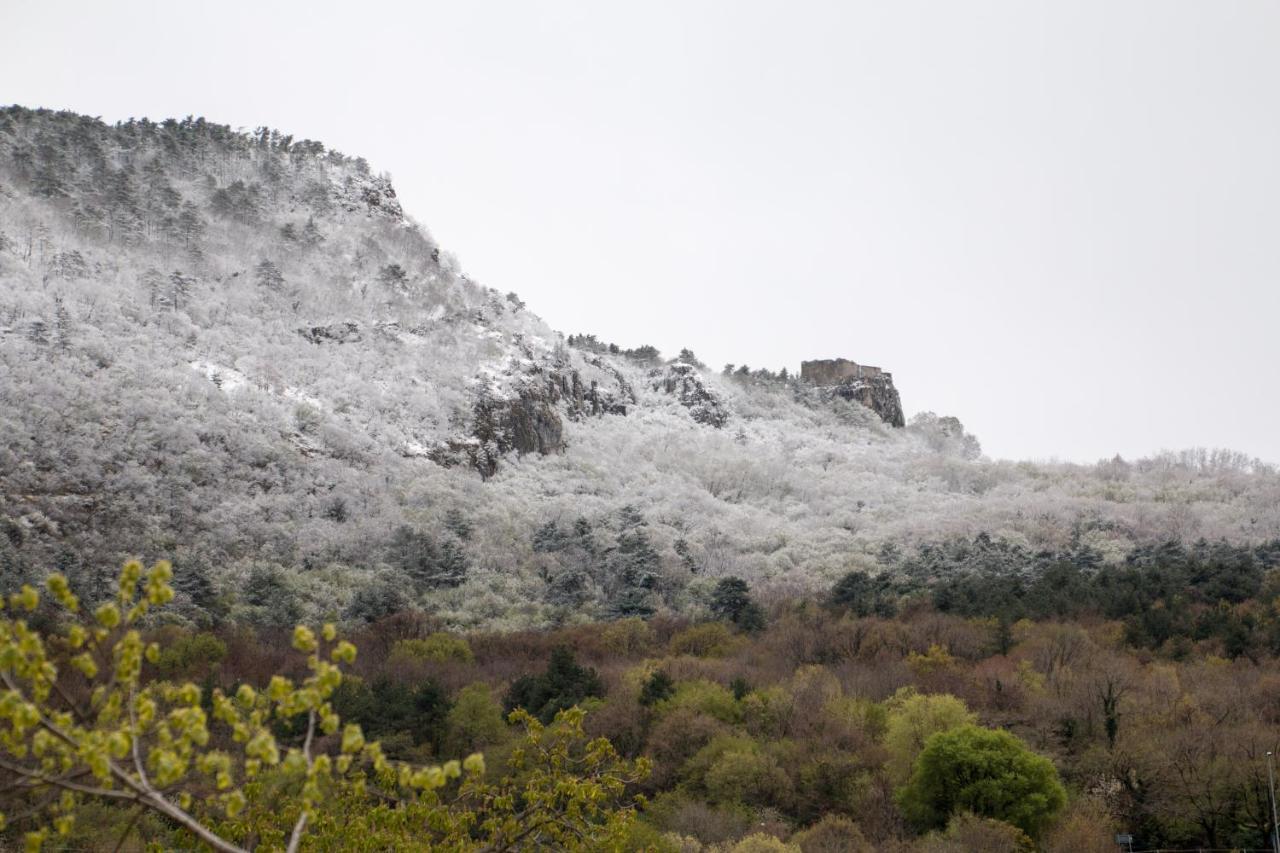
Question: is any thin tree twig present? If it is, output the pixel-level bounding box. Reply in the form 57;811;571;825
284;709;317;853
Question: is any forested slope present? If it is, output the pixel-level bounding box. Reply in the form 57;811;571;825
2;106;1278;629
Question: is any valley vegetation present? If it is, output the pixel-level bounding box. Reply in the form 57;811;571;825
6;558;1280;850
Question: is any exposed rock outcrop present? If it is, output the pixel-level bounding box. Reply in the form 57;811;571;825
298;322;362;344
801;358;905;427
544;366;631;419
651;363;729;428
430;386;565;479
435;361;638;478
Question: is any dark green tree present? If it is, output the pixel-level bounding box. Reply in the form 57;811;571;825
504;647;605;723
638;670;675;707
824;568;896;614
332;677;451;757
344;580;406;623
606;507;659;619
710;576;766;633
389;526;468;588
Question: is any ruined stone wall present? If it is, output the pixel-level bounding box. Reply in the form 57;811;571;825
800;358;885;385
800;357;903;428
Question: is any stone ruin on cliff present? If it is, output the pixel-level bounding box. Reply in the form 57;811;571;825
801;358;905;427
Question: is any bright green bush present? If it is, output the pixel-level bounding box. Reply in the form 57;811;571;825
657;680;743;724
154;630;227;679
669;622;745;658
883;689;976;783
387;632;475;665
445;683;508;755
897;725;1067;838
682;735;786;808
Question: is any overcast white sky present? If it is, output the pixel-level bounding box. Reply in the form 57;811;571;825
5;1;1278;463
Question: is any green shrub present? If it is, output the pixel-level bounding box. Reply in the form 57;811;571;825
790;814;873;853
897;725;1067;838
388;632;475;665
446;683;509;755
657;680;743;725
669;622;745;658
153;630;227;680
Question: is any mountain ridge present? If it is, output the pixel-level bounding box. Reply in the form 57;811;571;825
2;105;1278;630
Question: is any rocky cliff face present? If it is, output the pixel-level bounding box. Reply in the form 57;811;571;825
428;360;637;478
651;363;729;428
801;358;905;427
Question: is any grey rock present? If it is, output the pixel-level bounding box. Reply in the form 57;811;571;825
298;322;362;344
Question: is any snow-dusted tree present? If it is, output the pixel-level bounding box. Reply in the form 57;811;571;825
169;270;195;311
301;215;324;246
378;263;408;289
255;259;285;291
53;296;72;350
176;201;205;248
605;507;660;619
27;318;50;345
388;526;468;589
50;250;89;280
140;267;167;308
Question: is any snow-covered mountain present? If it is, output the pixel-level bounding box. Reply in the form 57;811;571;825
2;106;1278;629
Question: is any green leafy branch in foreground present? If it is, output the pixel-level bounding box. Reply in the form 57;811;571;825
0;561;481;852
212;706;650;851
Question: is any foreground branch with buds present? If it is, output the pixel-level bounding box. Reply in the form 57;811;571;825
0;561;647;851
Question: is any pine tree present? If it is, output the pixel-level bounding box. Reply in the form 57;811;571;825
444;509;473;541
169;270;195;311
533;521;569;553
27;319;49;345
104;167;141;243
503;647;604;723
606;507;659;619
302;215;324;246
53;296;71;351
389;526;468;589
638;670;675;706
709;576;766;633
176;202;205;249
172;559;221;623
255;259;284;290
140;267;167;309
51;250;88;280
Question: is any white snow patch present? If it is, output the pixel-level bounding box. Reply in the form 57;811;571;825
403;440;433;458
284;387;323;409
190;360;250;393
